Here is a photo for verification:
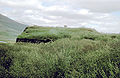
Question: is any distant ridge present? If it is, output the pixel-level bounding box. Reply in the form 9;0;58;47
0;14;27;41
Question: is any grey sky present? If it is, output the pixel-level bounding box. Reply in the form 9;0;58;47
0;0;120;33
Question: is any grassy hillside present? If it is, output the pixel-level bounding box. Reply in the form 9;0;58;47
0;14;27;41
0;26;120;78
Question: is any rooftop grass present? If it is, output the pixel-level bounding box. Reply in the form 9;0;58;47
17;26;72;43
0;26;120;78
17;26;120;43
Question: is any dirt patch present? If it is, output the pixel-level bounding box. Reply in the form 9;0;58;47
16;38;53;43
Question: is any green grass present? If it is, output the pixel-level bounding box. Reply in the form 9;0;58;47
17;26;120;42
0;26;120;78
17;26;72;42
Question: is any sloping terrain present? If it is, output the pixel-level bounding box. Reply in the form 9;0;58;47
0;14;27;41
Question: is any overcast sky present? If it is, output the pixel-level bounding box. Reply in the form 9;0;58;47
0;0;120;33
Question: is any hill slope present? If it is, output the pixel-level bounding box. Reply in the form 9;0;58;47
0;14;27;41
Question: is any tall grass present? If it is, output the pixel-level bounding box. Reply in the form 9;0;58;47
0;26;120;77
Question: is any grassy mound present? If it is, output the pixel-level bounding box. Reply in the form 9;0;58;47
0;26;120;77
17;26;71;43
17;26;120;43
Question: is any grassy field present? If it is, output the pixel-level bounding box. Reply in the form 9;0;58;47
0;26;120;78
